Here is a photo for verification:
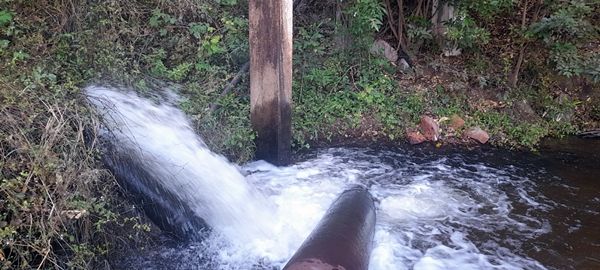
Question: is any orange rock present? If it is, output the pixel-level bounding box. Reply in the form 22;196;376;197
450;115;465;130
420;116;440;141
406;131;426;145
464;127;490;144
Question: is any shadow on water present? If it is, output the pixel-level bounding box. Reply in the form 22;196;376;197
379;138;600;270
525;137;600;269
393;138;600;270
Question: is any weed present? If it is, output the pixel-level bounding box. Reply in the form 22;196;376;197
399;93;425;122
149;9;176;36
0;0;248;267
465;56;491;75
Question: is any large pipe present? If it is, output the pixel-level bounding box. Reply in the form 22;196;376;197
283;186;376;270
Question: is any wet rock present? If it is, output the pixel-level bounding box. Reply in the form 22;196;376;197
578;129;600;138
370;40;398;63
450;115;465;130
420;116;440;141
464;127;490;144
406;131;426;145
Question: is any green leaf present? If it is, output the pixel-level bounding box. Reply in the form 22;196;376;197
217;0;238;6
0;10;13;26
11;51;29;63
0;39;9;49
189;23;211;39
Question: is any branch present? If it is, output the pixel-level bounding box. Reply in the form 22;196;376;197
209;62;250;113
384;0;400;42
509;0;530;87
397;0;408;52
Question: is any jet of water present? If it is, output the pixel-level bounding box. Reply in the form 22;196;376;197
86;86;276;246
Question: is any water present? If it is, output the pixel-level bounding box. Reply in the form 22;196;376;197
86;86;275;244
87;86;600;270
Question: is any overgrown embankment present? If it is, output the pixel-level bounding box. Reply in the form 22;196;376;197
289;0;599;149
1;0;599;268
1;1;249;268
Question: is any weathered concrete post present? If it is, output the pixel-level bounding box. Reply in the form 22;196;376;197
249;0;293;165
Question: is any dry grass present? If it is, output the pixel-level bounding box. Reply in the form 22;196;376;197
0;72;157;270
1;0;248;266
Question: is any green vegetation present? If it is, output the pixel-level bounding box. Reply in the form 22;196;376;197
0;0;598;268
0;1;251;268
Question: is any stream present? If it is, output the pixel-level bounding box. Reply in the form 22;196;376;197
87;87;599;270
115;139;599;270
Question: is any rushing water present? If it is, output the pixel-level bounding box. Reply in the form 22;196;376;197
87;86;600;270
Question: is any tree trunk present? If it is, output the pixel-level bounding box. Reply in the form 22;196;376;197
509;0;530;88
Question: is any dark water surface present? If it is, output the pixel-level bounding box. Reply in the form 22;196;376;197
526;137;600;269
114;138;600;270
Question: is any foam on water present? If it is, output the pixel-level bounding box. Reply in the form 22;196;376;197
88;87;552;269
86;86;275;246
242;149;550;270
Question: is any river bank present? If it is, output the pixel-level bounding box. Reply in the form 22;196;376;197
1;0;598;268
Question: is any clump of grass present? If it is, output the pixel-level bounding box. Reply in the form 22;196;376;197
1;0;261;265
0;79;157;269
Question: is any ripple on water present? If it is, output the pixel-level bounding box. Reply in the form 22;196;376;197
92;87;555;270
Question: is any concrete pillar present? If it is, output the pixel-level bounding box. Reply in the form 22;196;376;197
249;0;293;165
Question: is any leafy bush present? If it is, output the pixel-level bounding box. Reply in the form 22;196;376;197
445;12;490;50
346;0;386;45
0;9;14;54
529;0;598;80
406;16;433;52
455;0;514;20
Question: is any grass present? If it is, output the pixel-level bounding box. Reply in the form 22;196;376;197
1;0;597;268
0;79;155;269
0;0;250;268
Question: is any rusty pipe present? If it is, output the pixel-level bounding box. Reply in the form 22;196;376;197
283;185;376;270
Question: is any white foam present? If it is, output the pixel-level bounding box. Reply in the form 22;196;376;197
89;87;551;269
87;86;276;247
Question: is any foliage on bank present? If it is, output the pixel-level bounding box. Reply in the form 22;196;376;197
0;0;246;268
289;0;599;149
0;0;599;268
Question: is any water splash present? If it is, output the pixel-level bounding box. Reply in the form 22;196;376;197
88;86;553;269
86;86;275;246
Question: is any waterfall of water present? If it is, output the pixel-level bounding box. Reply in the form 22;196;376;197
86;86;275;245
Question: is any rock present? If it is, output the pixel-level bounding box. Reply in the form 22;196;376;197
507;100;541;123
578;129;600;138
370;40;398;63
443;47;462;57
420;116;440;141
450;115;465;130
398;58;411;71
464;127;490;144
555;94;575;122
406;131;426;145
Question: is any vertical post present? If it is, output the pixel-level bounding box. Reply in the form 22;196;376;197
249;0;293;165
